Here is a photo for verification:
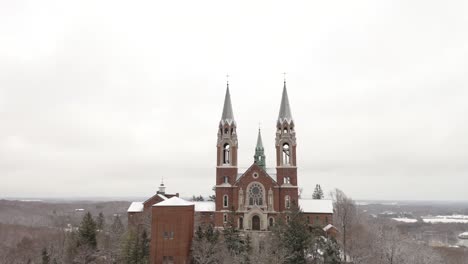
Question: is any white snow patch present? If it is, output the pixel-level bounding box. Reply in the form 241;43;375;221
193;201;215;212
299;199;333;214
392;218;418;223
153;196;194;207
127;202;144;212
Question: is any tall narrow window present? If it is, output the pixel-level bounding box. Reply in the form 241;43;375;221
224;176;229;183
223;213;228;223
285;195;291;209
223;143;230;164
223;195;228;207
239;217;244;229
284;176;290;184
282;143;290;165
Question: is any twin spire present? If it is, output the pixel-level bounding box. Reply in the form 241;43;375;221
219;78;293;168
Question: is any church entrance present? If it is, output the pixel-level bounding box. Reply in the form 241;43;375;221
252;215;260;231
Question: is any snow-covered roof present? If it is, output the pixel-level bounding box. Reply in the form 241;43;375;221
193;201;215;212
153;196;194;207
299;199;333;214
323;224;336;232
127;202;144;212
157;194;168;200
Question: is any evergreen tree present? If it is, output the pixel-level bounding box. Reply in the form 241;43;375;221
111;214;125;236
312;184;324;199
96;212;105;231
41;248;50;264
140;230;150;264
322;237;341;264
192;195;205;201
208;195;216;201
272;202;312;264
78;211;97;249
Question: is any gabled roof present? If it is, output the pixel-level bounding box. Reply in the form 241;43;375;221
235;163;278;185
299;199;334;214
153;196;194;207
127;202;144;212
278;81;293;124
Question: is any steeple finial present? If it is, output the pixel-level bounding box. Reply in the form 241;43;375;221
278;79;293;124
220;80;235;125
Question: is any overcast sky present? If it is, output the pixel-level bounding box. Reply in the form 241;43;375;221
1;0;467;200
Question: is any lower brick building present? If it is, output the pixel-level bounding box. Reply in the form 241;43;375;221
127;80;336;263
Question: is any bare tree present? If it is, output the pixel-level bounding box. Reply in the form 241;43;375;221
331;188;357;262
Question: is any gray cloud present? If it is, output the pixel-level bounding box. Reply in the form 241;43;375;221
1;0;467;200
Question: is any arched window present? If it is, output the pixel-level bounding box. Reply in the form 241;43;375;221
285;195;291;209
223;213;228;223
223;143;230;164
269;217;274;227
223;195;228;207
286;215;290;223
282;143;290;165
223;176;229;183
248;183;264;206
284;176;290;184
283;126;288;134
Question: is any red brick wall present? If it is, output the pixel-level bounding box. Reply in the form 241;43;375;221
150;205;194;264
303;213;333;227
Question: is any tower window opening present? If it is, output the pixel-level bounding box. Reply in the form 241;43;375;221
282;143;290;165
223;195;228;207
223;143;230;164
284;176;290;184
224;176;229;183
283;127;288;134
285;195;291;209
224;128;228;134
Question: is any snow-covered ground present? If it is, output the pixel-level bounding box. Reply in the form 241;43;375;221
392;217;417;223
392;215;468;224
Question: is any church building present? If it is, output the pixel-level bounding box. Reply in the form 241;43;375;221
128;80;335;264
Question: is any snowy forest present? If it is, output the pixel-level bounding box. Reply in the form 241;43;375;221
0;189;467;264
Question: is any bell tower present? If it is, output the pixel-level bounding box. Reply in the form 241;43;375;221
275;80;298;210
216;82;238;185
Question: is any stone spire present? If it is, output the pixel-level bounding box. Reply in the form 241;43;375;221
254;128;266;170
220;83;235;126
277;80;293;125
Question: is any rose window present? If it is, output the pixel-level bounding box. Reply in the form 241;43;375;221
248;183;263;206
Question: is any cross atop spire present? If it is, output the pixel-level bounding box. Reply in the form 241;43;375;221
220;82;235;125
278;80;293;124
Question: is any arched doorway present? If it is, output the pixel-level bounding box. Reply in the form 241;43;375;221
252;215;260;231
